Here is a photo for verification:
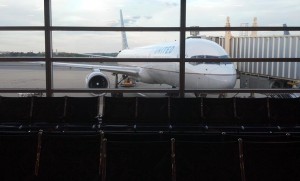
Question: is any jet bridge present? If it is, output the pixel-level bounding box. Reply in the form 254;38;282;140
210;35;300;90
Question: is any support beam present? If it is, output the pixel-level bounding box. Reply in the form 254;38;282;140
44;0;53;97
179;0;186;98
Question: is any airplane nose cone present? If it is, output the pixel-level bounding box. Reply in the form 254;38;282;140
207;65;237;88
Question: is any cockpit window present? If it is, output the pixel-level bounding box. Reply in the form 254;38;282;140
189;55;231;65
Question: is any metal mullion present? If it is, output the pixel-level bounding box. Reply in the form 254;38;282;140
184;89;300;94
0;26;45;31
0;58;46;62
2;88;300;94
186;26;300;32
1;57;299;63
179;0;186;98
0;88;45;93
51;26;180;32
237;57;300;62
3;26;299;32
49;88;300;94
186;58;300;62
51;58;179;63
44;0;53;97
52;88;180;94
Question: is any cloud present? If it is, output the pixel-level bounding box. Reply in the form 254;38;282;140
123;18;137;25
0;0;299;53
144;16;152;20
106;20;119;27
164;2;178;7
0;1;43;26
132;16;141;20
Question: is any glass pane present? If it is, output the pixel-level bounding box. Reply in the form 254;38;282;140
183;34;237;93
52;0;180;27
0;31;45;56
52;30;181;96
0;62;46;90
53;61;179;97
185;27;300;96
186;30;300;59
0;0;44;26
186;0;300;27
52;31;179;55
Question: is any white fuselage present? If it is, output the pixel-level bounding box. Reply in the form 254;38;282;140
117;38;237;89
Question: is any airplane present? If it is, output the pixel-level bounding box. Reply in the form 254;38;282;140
52;10;237;97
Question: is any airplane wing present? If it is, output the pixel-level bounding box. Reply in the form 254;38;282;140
52;62;140;77
78;53;117;58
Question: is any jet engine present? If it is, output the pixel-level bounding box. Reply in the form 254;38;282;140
85;71;110;96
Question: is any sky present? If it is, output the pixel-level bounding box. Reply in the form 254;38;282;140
0;0;299;53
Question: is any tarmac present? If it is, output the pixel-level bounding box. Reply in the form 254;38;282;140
0;62;246;98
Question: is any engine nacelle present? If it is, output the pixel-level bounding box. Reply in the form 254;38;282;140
86;71;110;96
